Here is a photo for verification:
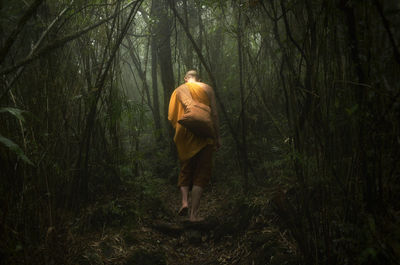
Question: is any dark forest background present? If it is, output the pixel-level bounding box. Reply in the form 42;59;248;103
1;0;399;264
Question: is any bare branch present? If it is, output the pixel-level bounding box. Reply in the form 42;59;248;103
0;0;45;64
0;0;74;101
0;1;138;76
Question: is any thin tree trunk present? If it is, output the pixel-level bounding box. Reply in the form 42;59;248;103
372;0;400;64
0;1;138;76
339;1;372;212
237;9;249;192
0;0;44;64
152;0;175;143
72;1;141;204
182;0;193;69
150;0;163;141
170;0;256;184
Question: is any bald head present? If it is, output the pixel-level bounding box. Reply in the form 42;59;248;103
184;70;199;82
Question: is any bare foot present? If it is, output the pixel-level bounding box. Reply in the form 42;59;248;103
178;205;188;216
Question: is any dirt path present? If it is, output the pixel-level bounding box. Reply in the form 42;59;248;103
124;185;250;265
68;183;293;265
153;185;249;265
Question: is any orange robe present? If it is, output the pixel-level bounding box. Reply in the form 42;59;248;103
168;82;214;162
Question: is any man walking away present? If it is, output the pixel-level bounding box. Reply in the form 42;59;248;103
168;70;220;222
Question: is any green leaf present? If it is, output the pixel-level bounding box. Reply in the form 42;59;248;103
0;107;26;122
0;135;34;166
345;104;359;116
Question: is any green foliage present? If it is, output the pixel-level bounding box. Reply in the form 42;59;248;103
0;107;26;122
0;135;33;165
0;107;33;165
1;0;399;264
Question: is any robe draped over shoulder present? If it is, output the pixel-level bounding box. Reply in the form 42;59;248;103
168;82;214;162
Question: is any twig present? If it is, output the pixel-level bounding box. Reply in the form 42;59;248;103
0;0;74;101
0;0;45;64
0;1;138;76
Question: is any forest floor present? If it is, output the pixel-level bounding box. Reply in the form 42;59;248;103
63;180;297;265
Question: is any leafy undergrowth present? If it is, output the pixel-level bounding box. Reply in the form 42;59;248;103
53;180;299;265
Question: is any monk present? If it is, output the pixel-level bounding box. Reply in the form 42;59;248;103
168;70;220;222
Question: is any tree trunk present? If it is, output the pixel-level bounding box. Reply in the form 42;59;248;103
237;8;249;192
150;1;163;141
152;0;175;137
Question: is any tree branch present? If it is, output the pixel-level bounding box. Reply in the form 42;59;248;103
372;0;400;65
0;0;74;101
0;0;138;76
169;0;236;138
0;0;45;64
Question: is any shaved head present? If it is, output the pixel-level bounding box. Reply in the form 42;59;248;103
184;70;199;81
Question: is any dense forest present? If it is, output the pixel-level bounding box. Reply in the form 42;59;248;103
1;0;399;264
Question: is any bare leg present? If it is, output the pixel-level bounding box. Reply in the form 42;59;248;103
190;185;204;222
179;186;189;215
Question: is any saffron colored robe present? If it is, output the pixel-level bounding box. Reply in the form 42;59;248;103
168;82;214;161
